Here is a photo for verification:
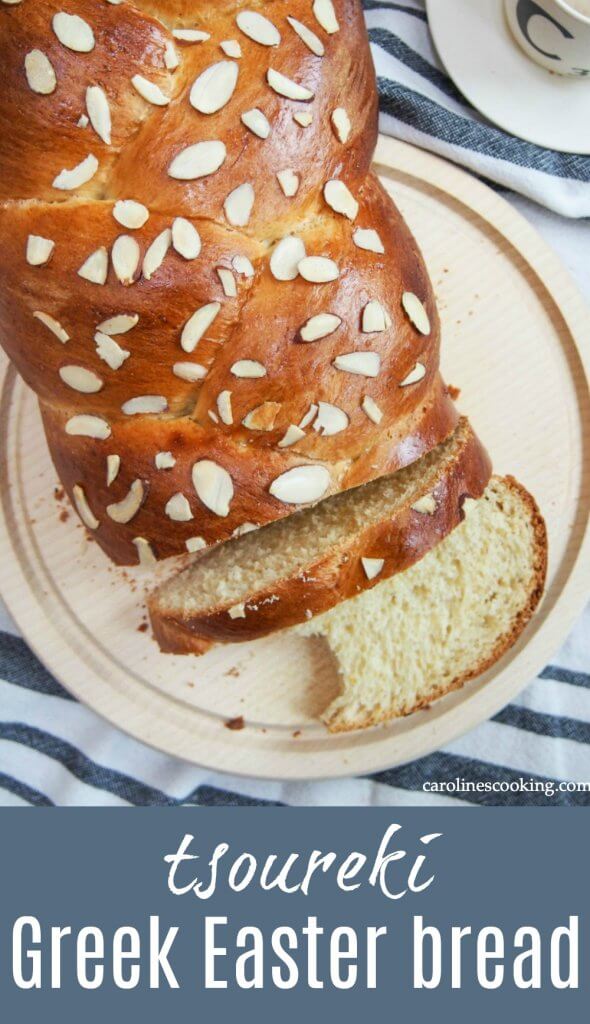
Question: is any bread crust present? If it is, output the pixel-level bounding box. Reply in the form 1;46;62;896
323;476;548;732
149;420;492;652
0;1;458;566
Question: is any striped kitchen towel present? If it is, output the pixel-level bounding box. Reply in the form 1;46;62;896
365;0;590;217
1;595;590;808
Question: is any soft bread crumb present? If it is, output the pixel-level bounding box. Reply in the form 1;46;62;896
296;477;547;732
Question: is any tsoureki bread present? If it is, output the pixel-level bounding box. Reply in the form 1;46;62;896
0;0;458;566
0;2;546;705
150;419;492;653
298;477;547;732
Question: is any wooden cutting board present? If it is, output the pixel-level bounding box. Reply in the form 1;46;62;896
1;137;589;780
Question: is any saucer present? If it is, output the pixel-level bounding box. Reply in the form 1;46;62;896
426;0;590;153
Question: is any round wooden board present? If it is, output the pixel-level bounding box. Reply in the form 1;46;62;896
1;138;589;781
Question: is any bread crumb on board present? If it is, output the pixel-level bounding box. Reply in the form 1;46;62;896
225;716;245;731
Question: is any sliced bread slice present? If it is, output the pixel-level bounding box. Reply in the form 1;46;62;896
297;476;547;732
149;418;491;654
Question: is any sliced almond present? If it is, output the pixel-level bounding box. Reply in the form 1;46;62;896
313;0;340;34
311;0;338;34
53;154;98;191
353;228;385;254
133;537;157;568
173;362;208;382
164;41;180;70
94;331;130;370
300;313;341;342
165;493;193;522
97;314;138;335
242;401;280;431
77;114;89;128
230;359;266;378
192;460;233;517
236;11;280;46
217;267;236;297
216;390;233;425
294;112;313;127
107;454;121;486
220;40;242;58
298;256;339;283
331;107;351;143
172;218;201;260
33;311;69;343
131;75;170;106
362;300;391;333
59;365;103;394
232;522;258;537
286;16;325;56
361;557;384;581
73;485;99;531
232;255;255;277
277;169;299;197
24;50;56;95
173;29;209;43
66;415;111;440
142;228;172;280
241;108;271;139
270;235;306;281
400;362;426;387
112;235;140;285
155;452;176;470
86;85;111;145
267;68;314;101
78;246;108;285
168;141;226;180
107;480;145;524
224;182;254;227
181;303;221;352
122;395;167;415
299;403;318;429
190;61;239;114
324;180;358;220
411;494;437;515
402;291;431;335
313;401;349;436
53;12;95;52
333;351;380;377
228;603;246;619
26;235;55;266
361;395;383;424
278;424;306;448
269;465;330;505
186;536;207;553
113;199;149;229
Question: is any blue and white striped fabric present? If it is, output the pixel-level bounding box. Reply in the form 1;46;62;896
0;1;589;807
1;598;590;807
365;0;590;217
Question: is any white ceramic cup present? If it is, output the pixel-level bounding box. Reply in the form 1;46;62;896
504;0;590;75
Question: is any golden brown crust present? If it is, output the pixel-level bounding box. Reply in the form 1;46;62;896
149;420;492;652
42;376;458;563
0;2;378;213
324;476;548;732
0;1;458;566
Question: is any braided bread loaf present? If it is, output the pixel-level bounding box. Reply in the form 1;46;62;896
0;0;458;566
